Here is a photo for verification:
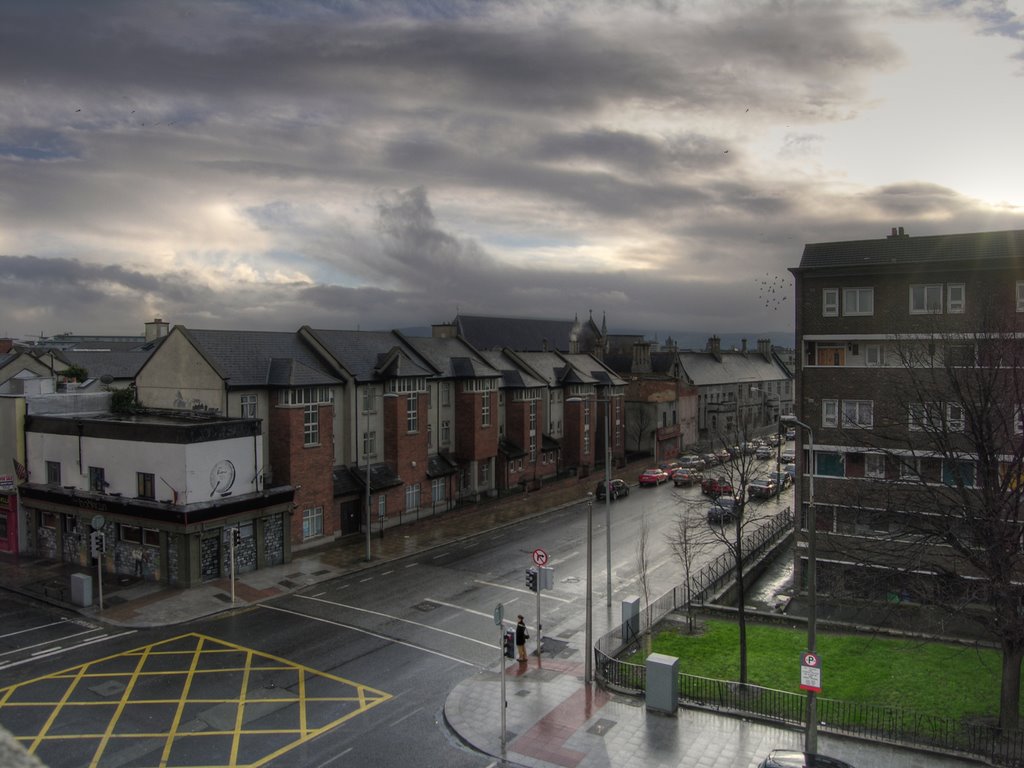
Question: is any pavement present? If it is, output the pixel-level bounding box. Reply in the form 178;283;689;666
0;492;988;768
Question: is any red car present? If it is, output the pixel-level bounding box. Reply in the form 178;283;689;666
701;475;734;497
638;468;670;486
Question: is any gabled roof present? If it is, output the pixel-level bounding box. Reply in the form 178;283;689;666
454;313;603;353
559;353;626;388
58;350;155;381
678;350;788;387
180;328;341;388
475;349;547;390
396;334;501;379
798;229;1024;271
508;351;603;388
302;328;434;382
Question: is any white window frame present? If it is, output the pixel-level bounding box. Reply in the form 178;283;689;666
947;283;965;314
405;483;420;512
302;506;324;540
431;477;445;503
240;393;257;419
481;393;491;427
406;393;418;433
362;386;377;414
362;429;376;457
303;404;319;446
441;419;450;445
822;399;838;428
842;399;874;429
865;343;882;366
910;284;943;314
865;453;885;479
822;288;839;317
843;287;874;316
946;403;965;432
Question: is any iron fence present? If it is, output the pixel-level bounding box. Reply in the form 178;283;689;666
589;501;1024;766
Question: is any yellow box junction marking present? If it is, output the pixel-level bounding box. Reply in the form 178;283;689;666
0;632;392;768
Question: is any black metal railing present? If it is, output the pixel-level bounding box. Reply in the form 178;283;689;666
590;502;1024;766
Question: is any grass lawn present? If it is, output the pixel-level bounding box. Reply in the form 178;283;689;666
632;620;1019;722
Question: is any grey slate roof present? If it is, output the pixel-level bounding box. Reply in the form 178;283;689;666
182;329;341;388
799;229;1024;270
678;351;788;387
476;349;548;390
303;328;434;382
397;334;501;380
59;350;154;380
560;353;626;387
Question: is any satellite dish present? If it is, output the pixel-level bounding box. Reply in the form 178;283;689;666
100;374;114;384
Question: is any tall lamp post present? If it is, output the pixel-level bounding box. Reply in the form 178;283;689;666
585;492;594;685
781;414;817;757
604;399;612;607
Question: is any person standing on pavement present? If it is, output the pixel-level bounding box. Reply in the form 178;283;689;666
515;615;529;662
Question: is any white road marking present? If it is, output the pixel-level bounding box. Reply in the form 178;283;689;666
421;598;493;619
261;605;479;667
0;620;70;640
473;580;572;602
381;570;395;576
0;627;103;658
431;552;449;559
0;630;136;671
389;705;424;726
295;594;494;648
404;562;418;568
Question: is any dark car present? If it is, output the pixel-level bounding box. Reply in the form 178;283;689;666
671;468;701;486
755;445;774;460
747;476;779;499
706;496;738;524
659;460;682;476
757;750;855;768
595;478;629;500
785;426;797;440
768;470;792;490
782;463;797;482
701;452;719;468
701;475;734;498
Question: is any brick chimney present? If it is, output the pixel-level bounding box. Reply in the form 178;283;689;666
632;341;652;373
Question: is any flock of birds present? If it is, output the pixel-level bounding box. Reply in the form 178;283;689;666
757;272;790;312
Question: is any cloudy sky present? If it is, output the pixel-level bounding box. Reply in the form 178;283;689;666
2;1;1023;344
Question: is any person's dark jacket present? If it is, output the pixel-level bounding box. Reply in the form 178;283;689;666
516;622;528;645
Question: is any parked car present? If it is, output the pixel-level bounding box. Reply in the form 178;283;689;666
755;445;774;460
659;460;681;476
595;478;629;500
706;496;738;525
747;476;779;499
701;475;734;497
757;750;855;768
780;449;796;463
701;452;719;467
671;468;701;487
715;448;731;464
739;441;758;455
768;470;792;490
766;433;781;446
638;468;670;486
782;463;797;481
785;426;797;440
678;454;706;471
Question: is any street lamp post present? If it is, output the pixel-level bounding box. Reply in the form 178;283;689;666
781;414;817;757
585;492;594;685
604;401;612;607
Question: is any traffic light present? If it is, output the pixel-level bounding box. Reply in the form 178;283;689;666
525;567;538;592
90;531;105;558
231;527;241;547
539;566;554;590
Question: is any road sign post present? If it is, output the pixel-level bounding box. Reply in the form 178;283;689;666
800;651;822;693
494;603;506;750
531;549;548;657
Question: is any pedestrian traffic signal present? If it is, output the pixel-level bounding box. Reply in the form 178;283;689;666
90;531;105;558
525;567;538;592
231;527;241;547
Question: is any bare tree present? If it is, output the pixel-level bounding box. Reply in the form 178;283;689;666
822;307;1024;731
635;511;653;655
626;403;654;455
697;424;781;685
667;504;711;632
